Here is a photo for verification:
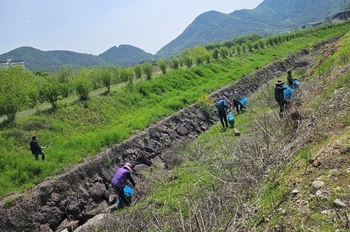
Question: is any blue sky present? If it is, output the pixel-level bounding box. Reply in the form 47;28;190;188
1;0;263;55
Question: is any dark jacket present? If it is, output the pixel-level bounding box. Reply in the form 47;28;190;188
287;74;294;86
30;140;42;154
274;85;287;104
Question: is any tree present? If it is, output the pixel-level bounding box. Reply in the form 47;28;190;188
99;68;112;93
169;59;179;70
119;67;134;83
72;69;92;101
134;64;142;78
190;46;210;65
180;49;193;67
212;48;219;59
219;47;229;58
0;66;38;121
258;39;265;49
246;40;253;52
142;62;153;80
235;44;241;54
241;43;247;53
41;78;61;109
58;66;74;98
157;59;167;74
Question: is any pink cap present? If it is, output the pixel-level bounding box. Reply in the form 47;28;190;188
124;162;132;172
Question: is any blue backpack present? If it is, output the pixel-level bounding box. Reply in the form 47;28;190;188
283;84;294;100
116;185;134;206
292;79;300;89
240;96;248;108
227;112;235;122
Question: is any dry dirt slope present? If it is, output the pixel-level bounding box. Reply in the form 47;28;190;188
255;36;350;231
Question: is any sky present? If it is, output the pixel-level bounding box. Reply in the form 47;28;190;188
1;0;264;56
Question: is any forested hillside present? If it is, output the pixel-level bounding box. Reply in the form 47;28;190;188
156;0;346;57
0;44;153;72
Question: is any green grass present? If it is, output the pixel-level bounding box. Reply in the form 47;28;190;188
0;22;350;197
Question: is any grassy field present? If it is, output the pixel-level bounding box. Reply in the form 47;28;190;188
0;21;349;198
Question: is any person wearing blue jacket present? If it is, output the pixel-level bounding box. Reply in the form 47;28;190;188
216;97;229;130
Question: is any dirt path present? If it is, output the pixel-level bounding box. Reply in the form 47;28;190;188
0;69;164;124
0;81;130;123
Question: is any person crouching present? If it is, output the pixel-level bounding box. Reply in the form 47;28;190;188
111;162;136;208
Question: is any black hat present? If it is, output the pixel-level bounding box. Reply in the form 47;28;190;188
275;80;284;85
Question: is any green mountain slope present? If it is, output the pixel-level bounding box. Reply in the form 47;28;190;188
0;44;153;72
99;44;155;66
156;0;345;57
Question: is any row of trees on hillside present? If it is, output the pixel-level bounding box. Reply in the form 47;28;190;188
1;21;348;122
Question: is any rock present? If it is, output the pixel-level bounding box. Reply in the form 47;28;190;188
311;180;324;194
74;214;107;232
84;200;108;219
234;128;241;136
88;182;107;202
33;224;53;232
176;125;189;136
334;199;347;208
291;189;300;196
56;219;80;232
315;189;330;199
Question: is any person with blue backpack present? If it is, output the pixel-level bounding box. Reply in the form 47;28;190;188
287;70;294;87
287;70;300;90
275;80;288;117
111;162;136;208
216;97;229;130
230;88;246;114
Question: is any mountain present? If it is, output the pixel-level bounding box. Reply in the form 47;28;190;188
0;45;154;72
156;0;344;57
0;0;346;71
0;46;104;72
99;45;154;66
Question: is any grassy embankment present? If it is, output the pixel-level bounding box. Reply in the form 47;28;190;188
109;30;350;231
0;22;349;198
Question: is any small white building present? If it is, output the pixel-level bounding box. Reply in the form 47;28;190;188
0;59;25;68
